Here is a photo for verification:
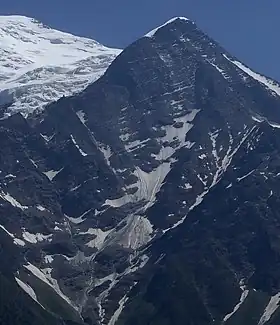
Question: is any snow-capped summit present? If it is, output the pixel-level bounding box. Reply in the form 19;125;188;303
145;16;192;38
0;15;121;117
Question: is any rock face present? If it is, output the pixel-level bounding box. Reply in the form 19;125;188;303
1;16;280;325
0;15;121;117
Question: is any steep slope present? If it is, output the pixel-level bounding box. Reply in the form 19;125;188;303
118;122;280;325
0;15;121;117
1;16;280;325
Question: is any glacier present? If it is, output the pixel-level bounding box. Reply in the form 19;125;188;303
0;15;121;117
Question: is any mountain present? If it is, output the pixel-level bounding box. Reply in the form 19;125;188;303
1;15;280;325
0;16;121;117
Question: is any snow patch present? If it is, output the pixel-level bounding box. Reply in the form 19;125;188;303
96;255;149;324
107;294;129;325
104;194;133;208
145;17;190;38
135;164;172;210
258;292;280;325
22;231;52;244
124;254;150;275
29;158;38;168
106;216;153;249
24;262;78;310
198;154;207;160
237;169;255;182
44;255;54;263
208;61;229;79
65;207;100;224
36;205;46;211
24;263;50;286
155;110;200;161
15;277;45;309
117;111;201;211
70;184;82;192
66;214;85;224
40;133;55;142
163;189;209;233
76;110;87;124
209;126;256;187
43;168;63;181
251;114;280;129
223;54;280;97
223;286;249;322
163;126;257;233
95;273;116;288
99;144;112;166
80;228;112;250
252;115;264;123
197;174;207;187
268;121;280;129
0;224;25;246
124;138;150;153
182;183;192;190
0;191;28;210
4;173;16;178
70;134;88;156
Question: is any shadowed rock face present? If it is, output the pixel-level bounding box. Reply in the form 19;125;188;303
1;17;280;325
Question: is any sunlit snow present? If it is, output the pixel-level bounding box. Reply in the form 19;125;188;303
15;277;45;309
70;134;88;156
0;224;25;246
223;284;249;322
22;231;52;244
24;262;78;310
258;292;280;325
80;228;112;250
0;15;121;116
223;54;280;97
43;168;63;181
145;17;191;38
0;191;28;210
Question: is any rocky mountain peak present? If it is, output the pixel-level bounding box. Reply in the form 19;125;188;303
1;15;280;325
144;16;192;38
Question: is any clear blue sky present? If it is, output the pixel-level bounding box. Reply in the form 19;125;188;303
1;0;280;80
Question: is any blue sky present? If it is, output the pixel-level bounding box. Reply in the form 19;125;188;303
1;0;280;80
